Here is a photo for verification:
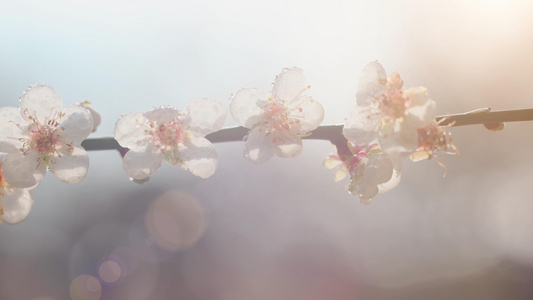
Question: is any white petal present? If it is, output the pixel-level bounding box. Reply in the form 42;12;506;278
356;61;387;106
323;156;341;169
2;151;46;188
272;67;306;103
1;188;33;224
185;98;227;136
243;127;274;164
230;88;268;128
342;105;382;146
49;146;89;184
404;87;436;128
178;137;218;178
114;113;152;151
79;101;101;132
378;122;415;156
333;166;348;182
59;105;94;144
144;106;182;123
290;96;324;133
19;84;62;123
271;131;303;158
363;153;393;185
123;145;163;180
0;107;26;152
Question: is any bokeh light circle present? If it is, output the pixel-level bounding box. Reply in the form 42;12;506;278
99;260;122;283
145;190;207;252
69;274;102;300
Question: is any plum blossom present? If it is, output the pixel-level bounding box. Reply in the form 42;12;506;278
0;85;94;188
114;99;226;180
0;155;34;224
230;67;324;164
324;142;400;204
343;61;437;156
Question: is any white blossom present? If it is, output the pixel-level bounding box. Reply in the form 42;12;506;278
343;61;437;156
324;143;400;204
114;99;226;180
230;68;324;164
0;85;93;188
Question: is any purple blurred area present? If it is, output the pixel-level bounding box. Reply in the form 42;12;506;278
2;1;533;299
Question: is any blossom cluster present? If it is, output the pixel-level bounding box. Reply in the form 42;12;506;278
335;61;456;204
0;64;457;224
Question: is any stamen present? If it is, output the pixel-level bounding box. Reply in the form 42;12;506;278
148;113;188;151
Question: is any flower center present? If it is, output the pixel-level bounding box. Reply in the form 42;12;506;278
379;72;410;121
380;96;407;120
21;111;65;157
261;99;300;134
28;124;62;155
150;118;187;150
417;123;450;152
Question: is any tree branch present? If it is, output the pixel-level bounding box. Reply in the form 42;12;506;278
80;108;533;155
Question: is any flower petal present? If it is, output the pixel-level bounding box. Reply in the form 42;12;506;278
290;95;324;133
144;106;182;123
333;165;348;182
243;127;274;164
49;146;89;184
1;188;33;224
59;105;94;144
230;88;268;128
271;131;302;158
185;98;227;136
404;87;436;128
356;61;387;106
323;155;341;169
272;67;306;103
378;122;415;156
19;84;63;123
0;107;26;152
342;105;382;146
114;113;152;151
178;137;218;178
79;101;101;132
123;145;163;180
2;151;46;188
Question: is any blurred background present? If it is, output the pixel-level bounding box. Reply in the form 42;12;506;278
1;0;533;299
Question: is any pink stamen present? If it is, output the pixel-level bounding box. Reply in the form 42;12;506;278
20;110;65;158
148;116;187;151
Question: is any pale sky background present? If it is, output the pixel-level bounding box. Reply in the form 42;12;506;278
1;1;533;299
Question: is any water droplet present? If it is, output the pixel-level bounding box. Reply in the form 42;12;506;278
129;177;149;184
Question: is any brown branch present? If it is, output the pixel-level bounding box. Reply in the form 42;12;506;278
80;108;533;155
